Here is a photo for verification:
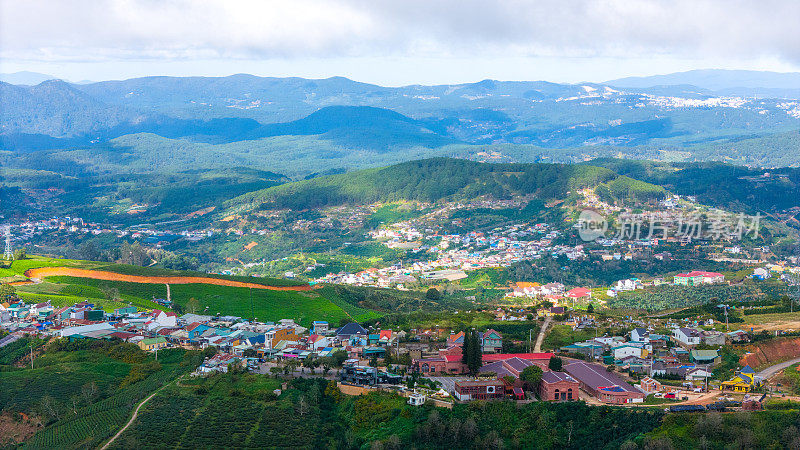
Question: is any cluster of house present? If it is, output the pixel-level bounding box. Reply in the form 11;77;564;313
509;282;593;304
752;262;800;281
409;329;648;404
558;325;759;393
317;215;601;288
0;298;407;375
508;269;725;305
4;216;212;250
2;293;766;404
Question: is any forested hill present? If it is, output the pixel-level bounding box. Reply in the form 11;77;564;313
585;158;800;213
226;158;667;210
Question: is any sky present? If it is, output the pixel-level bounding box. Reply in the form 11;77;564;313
1;0;799;86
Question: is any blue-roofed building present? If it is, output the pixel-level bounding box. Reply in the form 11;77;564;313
312;321;329;335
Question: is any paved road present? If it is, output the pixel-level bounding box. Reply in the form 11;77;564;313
0;334;19;348
758;356;800;380
534;317;552;353
426;376;470;394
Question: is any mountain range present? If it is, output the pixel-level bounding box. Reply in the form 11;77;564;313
1;70;800;205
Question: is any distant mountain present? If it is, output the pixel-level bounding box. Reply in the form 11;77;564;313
2;73;800;168
0;71;58;85
239;105;458;150
606;69;800;97
0;80;140;137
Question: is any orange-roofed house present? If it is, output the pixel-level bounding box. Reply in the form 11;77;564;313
379;330;393;344
446;331;465;347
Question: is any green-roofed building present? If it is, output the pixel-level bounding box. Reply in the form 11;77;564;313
138;336;168;351
690;349;721;366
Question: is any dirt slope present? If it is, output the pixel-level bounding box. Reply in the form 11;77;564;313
24;267;312;291
739;337;800;368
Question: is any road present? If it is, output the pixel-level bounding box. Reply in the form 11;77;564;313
534;317;552;353
757;356;800;380
426;376;470;394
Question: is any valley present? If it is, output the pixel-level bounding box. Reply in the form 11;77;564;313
2;71;800;450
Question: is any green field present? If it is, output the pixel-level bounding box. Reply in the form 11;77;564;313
2;255;304;287
0;340;201;449
108;374;667;449
4;255;381;325
12;273;380;326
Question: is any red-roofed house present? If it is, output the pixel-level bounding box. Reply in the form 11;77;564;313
481;353;553;369
674;271;724;286
446;331;465;347
566;287;592;299
379;330;393;344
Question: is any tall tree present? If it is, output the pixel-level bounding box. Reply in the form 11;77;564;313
520;365;543;391
461;330;482;375
549;356;563;372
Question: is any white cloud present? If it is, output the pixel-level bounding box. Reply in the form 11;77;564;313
1;0;799;68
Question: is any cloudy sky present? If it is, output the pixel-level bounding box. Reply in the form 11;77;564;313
1;0;799;85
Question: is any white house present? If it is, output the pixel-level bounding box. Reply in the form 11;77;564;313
673;327;702;347
152;310;177;328
630;328;649;343
685;367;713;381
753;267;770;280
59;322;114;338
612;344;644;360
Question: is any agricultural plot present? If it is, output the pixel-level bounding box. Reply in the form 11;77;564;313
1;343;199;449
20;275;370;326
608;283;788;311
110;376;326;449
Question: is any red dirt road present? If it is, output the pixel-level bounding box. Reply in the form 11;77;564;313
24;267;312;291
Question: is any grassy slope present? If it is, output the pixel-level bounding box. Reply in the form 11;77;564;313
25;276;375;326
4;255;304;287
7;256;379;325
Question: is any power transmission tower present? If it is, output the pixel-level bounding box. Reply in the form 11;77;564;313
3;226;12;261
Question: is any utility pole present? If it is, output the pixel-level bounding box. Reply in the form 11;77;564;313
724;305;729;332
249;288;254;321
3;226;12;261
30;345;34;369
524;327;532;354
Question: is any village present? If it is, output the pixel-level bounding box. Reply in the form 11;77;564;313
2;288;793;413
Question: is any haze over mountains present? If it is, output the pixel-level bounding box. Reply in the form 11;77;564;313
1;69;799;177
606;69;800;97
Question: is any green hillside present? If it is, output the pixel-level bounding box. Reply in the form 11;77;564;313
0;339;199;449
5;256;380;325
228;157;664;210
587;158;800;212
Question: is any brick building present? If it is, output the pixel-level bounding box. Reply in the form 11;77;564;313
454;379;504;401
538;371;580;401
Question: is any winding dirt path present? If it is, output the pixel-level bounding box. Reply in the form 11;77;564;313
24;267;312;291
100;389;158;450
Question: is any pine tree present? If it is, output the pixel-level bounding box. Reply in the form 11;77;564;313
462;330;482;375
